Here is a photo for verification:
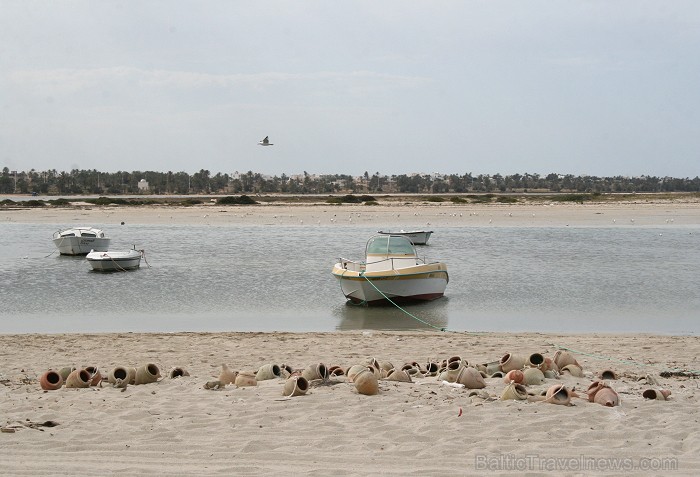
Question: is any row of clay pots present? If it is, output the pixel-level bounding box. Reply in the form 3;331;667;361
40;366;102;391
503;368;546;386
212;364;311;396
499;351;572;374
39;363;184;391
500;382;575;406
106;363;162;386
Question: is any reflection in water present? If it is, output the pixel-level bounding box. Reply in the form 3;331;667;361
333;298;449;331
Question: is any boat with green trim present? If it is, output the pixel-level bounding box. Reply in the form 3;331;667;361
332;235;448;305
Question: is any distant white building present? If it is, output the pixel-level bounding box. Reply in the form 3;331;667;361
138;179;150;192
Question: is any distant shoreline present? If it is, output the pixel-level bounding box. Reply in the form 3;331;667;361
2;191;700;206
3;194;699;227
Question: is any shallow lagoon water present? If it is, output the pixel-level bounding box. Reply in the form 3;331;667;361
1;222;698;334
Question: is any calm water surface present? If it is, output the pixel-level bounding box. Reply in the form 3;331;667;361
1;222;698;334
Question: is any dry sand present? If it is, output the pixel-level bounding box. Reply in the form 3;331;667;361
2;201;699;475
1;331;698;476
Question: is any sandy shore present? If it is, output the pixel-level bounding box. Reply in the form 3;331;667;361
3;200;700;228
1;331;698;475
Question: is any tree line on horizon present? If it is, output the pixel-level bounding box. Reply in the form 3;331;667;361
1;166;699;195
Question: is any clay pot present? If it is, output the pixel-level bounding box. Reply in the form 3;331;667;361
378;361;394;374
169;367;190;378
638;374;660;386
58;367;75;381
523;367;546;386
385;369;412;383
561;364;584;377
447;355;462;366
600;369;617;380
219;364;238;385
554;350;579;370
482;361;502;376
256;363;281;381
364;357;380;371
643;389;671;400
489;371;504;379
346;365;370;382
107;366;130;384
279;364;294;379
586;381;607;402
39;370;63;390
500;353;526;373
593;387;619;407
543;370;558;379
401;365;423;379
456;367;486;389
134;363;160;385
84;366;102;386
407;361;425;373
301;363;328;382
443;360;463;382
527;353;545;369
425;361;440;376
352;369;378;395
328;366;345;377
65;369;91;388
541;357;556;372
234;372;258;387
500;382;528;401
283;376;309;397
503;369;524;384
545;384;571;405
127;367;137;384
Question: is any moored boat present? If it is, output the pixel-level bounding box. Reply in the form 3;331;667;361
332;235;448;305
377;230;433;245
52;227;110;255
86;248;143;272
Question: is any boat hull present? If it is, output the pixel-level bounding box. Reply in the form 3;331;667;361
86;251;142;271
332;264;448;305
52;227;110;255
53;237;111;256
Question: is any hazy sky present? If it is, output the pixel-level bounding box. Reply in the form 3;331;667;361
1;1;699;178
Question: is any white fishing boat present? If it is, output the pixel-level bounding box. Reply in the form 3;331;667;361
52;227;110;255
377;230;433;245
86;248;143;272
332;235;448;305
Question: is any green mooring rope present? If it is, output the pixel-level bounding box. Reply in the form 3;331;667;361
352;274;697;375
360;273;447;331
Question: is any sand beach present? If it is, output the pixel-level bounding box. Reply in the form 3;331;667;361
2;196;700;228
1;199;699;475
0;331;698;475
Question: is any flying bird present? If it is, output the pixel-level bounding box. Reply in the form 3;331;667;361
258;136;273;146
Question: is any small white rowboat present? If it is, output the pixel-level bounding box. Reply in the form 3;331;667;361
86;249;143;271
